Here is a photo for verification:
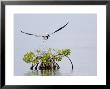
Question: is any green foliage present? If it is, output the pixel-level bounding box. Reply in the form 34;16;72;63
23;48;71;64
23;51;35;63
36;49;41;53
62;49;71;56
57;49;71;56
54;55;62;61
32;57;39;65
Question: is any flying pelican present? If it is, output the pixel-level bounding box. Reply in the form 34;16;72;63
21;22;69;40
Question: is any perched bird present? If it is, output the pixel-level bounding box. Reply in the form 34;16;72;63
21;22;69;40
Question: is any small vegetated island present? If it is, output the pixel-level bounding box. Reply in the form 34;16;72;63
23;48;73;71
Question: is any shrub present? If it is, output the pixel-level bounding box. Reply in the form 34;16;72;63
23;48;73;70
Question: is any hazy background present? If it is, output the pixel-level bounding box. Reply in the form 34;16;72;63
14;14;97;76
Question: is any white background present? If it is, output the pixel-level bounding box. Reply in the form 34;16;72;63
5;5;106;85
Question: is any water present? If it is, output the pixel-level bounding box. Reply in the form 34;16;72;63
24;70;74;76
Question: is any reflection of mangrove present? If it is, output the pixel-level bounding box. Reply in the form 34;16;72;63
23;48;73;71
24;70;61;76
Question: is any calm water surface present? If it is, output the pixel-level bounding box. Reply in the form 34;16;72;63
24;70;74;76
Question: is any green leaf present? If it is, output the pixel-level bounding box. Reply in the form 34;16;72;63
23;51;35;63
36;49;41;53
22;48;71;64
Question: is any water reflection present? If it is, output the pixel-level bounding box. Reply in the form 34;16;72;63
24;70;62;76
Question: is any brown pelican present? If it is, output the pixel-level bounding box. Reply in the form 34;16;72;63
21;22;69;40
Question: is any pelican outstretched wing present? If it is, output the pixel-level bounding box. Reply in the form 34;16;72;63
50;22;69;35
21;30;41;37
